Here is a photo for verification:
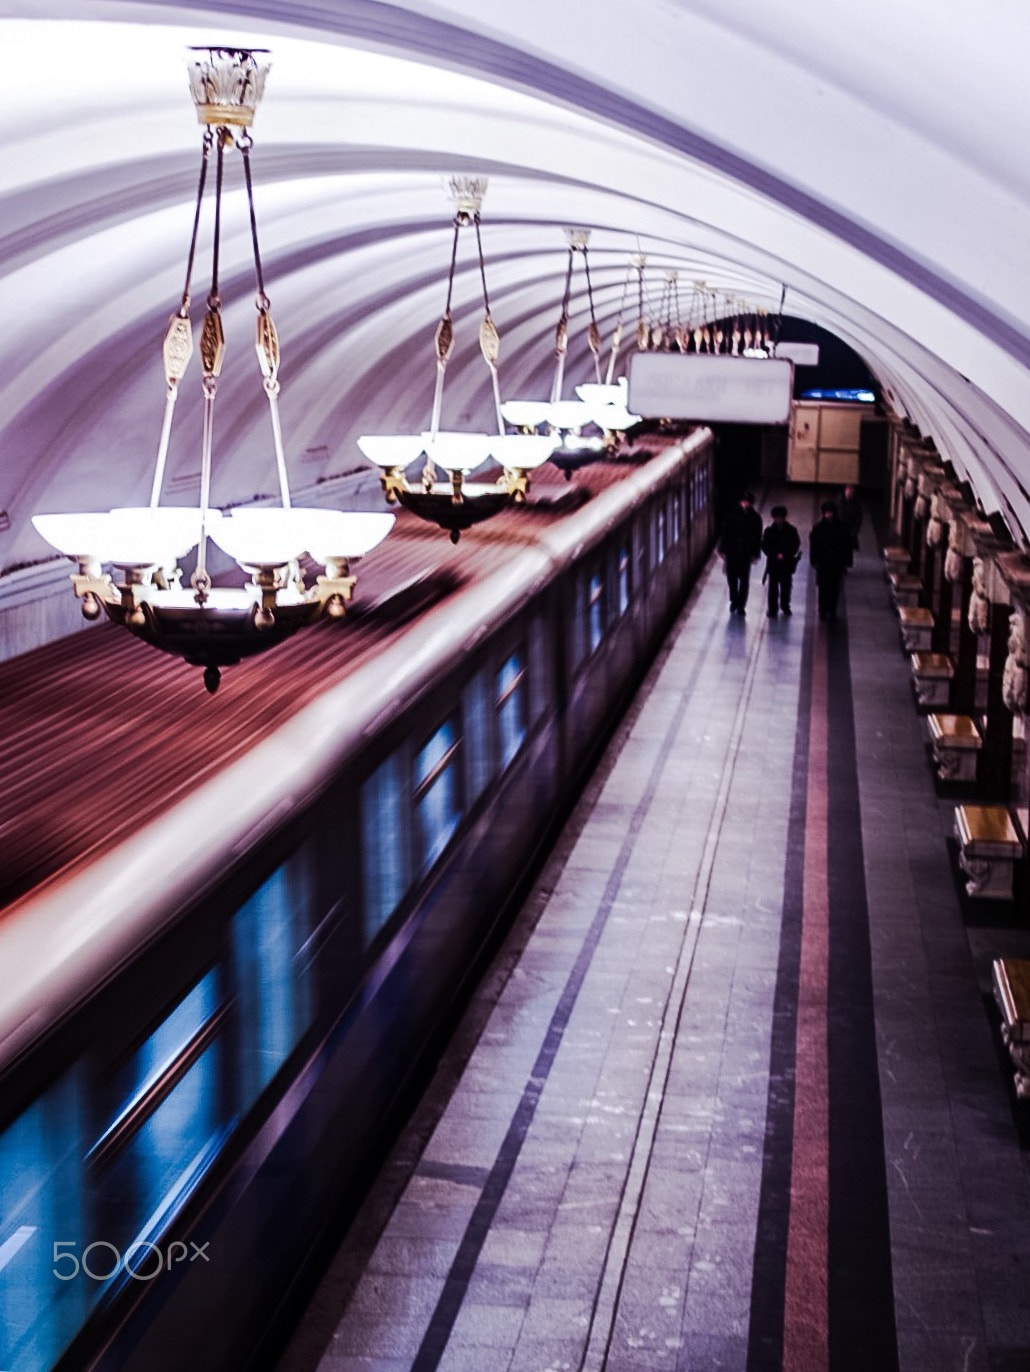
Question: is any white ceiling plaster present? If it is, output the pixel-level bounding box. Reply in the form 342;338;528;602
1;1;1029;581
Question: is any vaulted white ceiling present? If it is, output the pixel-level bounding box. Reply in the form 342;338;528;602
3;0;1029;583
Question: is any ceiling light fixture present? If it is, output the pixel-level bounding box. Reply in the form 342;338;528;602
358;177;555;538
501;228;639;480
32;46;393;692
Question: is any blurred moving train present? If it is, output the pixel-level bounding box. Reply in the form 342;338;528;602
0;430;714;1371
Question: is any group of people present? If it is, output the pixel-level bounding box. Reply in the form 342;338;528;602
717;485;861;621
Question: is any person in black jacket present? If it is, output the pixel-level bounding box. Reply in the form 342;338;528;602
839;483;863;552
809;499;853;620
761;505;802;617
718;491;763;616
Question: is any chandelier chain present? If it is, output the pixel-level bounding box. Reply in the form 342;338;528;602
559;246;574;336
443;218;461;316
605;259;633;384
636;258;648;350
207;132;225;312
238;133;270;311
582;248;601;379
473;217;492;320
180;127;213;316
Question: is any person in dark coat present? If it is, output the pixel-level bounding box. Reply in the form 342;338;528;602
839;483;863;552
718;491;763;616
761;505;802;616
809;499;853;620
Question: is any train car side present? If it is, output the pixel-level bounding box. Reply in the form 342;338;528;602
0;433;714;1372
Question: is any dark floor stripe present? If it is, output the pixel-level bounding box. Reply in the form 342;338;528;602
824;619;899;1371
411;597;723;1370
746;600;814;1370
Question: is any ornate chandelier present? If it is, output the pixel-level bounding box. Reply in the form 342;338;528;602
358;177;558;539
32;47;393;692
501;228;640;479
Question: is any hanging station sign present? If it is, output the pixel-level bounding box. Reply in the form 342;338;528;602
627;354;793;424
773;341;820;367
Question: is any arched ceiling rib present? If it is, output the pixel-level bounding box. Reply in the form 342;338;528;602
1;0;1029;581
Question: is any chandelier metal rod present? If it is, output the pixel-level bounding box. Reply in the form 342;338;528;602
195;376;216;599
484;354;504;436
239;133;268;304
550;247;574;404
581;247;602;383
604;260;633;385
473;217;492;320
149;129;213;509
473;217;503;435
240;130;292;509
209;133;224;303
428;218;462;441
181;128;214;314
149;388;181;510
428;355;447;445
635;256;648;350
194;132;227;602
266;389;291;508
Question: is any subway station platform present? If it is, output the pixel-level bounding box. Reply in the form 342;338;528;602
277;494;1030;1372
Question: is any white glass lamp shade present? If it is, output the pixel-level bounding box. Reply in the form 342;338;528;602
301;509;396;562
489;434;561;470
210;507;397;567
575;377;640;430
209;508;312;567
500;400;553;430
575;380;627;408
33;512;116;561
420;432;494;475
109;507;219;562
562;432;606;454
577;403;642;432
545;400;596;432
356;434;426;470
32;507;214;566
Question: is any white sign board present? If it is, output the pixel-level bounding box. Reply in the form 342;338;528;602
628;354;793;424
773;341;820;367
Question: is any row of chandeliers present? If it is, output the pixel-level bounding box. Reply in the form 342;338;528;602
631;262;778;358
29;46;770;691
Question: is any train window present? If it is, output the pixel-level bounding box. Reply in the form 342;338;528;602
361;752;412;939
496;651;527;767
528;613;551;722
636;516;649;592
617;542;631;615
89;971;224;1280
0;1070;85;1372
462;668;494;804
588;570;605;652
570;573;588;670
414;720;463;874
132;974;218;1098
233;857;316;1111
653;504;667;564
671;490;682;544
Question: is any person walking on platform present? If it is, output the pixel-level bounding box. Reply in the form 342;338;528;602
761;504;801;617
809;498;853;620
718;490;762;616
839;482;863;552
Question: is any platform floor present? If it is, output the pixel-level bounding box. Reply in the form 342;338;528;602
277;495;1030;1372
